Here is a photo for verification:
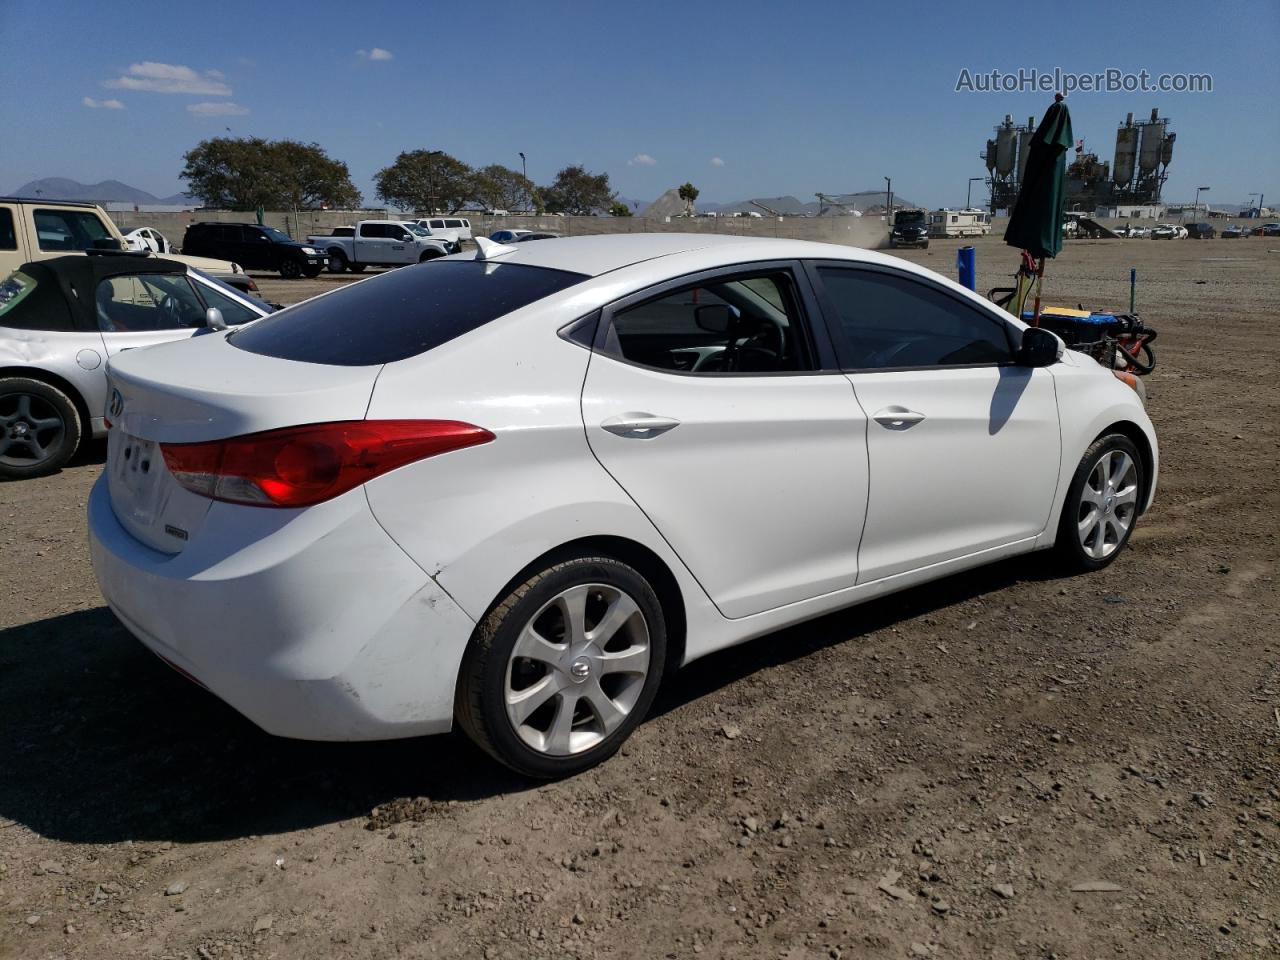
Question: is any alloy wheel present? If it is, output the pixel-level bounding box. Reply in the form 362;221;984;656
0;393;64;468
504;583;650;756
1076;449;1138;560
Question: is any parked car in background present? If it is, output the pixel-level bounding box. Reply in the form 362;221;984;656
515;232;559;242
1150;223;1186;239
308;220;450;273
1187;222;1216;239
421;216;472;241
490;229;534;243
87;234;1157;778
0;197;253;293
123;227;173;254
0;254;272;478
1262;223;1280;237
182;223;329;279
411;219;463;251
1221;224;1247;239
1125;225;1150;239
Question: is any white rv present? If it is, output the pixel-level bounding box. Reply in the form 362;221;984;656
928;208;992;239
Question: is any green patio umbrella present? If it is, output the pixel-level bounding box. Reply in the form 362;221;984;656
1003;95;1074;323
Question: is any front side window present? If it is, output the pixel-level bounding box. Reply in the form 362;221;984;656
816;267;1012;370
194;280;262;326
96;274;208;332
0;208;16;250
34;209;113;252
230;260;586;366
604;270;811;374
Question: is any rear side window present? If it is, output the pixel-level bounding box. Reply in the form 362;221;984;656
0;269;76;331
230;260;587;366
34;209;113;252
816;267;1012;369
0;208;16;250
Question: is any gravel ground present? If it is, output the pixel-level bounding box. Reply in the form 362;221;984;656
1;235;1277;960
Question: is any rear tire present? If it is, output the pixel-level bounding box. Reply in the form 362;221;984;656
348;262;366;273
0;377;82;481
1053;433;1144;573
456;555;667;779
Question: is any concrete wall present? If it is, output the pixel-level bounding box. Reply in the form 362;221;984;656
106;209;892;250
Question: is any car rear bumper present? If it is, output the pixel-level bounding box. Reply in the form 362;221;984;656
87;475;475;741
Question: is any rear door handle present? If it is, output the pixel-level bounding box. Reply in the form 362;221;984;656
872;406;926;430
600;413;681;439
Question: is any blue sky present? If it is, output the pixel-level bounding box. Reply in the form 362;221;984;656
1;0;1275;209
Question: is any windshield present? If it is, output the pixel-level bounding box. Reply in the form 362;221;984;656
895;211;925;225
261;227;294;243
230;260;587;366
190;268;274;314
405;224;430;236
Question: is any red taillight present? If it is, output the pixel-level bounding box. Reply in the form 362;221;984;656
160;420;493;508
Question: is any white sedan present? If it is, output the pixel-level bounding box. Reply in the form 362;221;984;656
122;227;173;254
88;234;1157;777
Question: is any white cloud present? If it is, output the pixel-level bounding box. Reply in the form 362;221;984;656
83;96;125;109
710;156;725;167
186;101;249;117
628;153;656;166
357;47;394;61
107;62;231;96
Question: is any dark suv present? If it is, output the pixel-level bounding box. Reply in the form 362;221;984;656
1186;222;1216;239
182;223;329;279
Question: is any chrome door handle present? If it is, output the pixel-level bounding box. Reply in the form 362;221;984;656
872;406;926;430
600;413;681;439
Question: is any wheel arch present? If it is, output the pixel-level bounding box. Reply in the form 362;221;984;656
1093;419;1154;515
0;365;91;438
473;534;688;677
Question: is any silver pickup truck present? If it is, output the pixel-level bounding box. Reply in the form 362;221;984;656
307;220;451;273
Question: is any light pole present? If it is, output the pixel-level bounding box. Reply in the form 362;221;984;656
884;176;892;224
967;177;983;210
1192;185;1210;221
518;151;527;180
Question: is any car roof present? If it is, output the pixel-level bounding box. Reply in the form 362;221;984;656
0;196;98;207
472;232;880;277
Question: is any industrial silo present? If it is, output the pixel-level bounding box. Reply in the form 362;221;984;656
995;117;1016;176
1015;116;1034;184
1114;114;1137;187
1138;108;1165;174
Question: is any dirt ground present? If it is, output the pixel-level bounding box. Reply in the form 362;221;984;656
2;235;1277;960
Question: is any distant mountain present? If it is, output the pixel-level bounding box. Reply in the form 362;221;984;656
10;177;195;206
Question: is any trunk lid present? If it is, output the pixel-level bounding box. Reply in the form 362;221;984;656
105;333;381;554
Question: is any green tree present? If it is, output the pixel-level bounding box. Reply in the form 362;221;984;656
180;138;360;210
541;165;614;215
471;164;537;213
374;149;475;214
608;201;633;217
678;181;700;216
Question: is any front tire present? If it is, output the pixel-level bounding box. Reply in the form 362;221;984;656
1054;433;1143;572
456;556;667;778
0;378;82;480
279;258;302;279
326;250;348;273
419;250;444;262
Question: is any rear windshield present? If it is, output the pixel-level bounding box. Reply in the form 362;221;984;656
229;260;587;366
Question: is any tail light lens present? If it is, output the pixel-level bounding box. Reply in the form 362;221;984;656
160;420;493;508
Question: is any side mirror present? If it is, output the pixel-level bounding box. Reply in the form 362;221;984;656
1015;327;1061;367
92;238;124;250
694;303;739;335
205;307;227;331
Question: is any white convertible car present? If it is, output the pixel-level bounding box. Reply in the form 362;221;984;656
88;234;1157;777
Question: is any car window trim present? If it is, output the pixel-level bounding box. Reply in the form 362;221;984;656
803;259;1019;374
593;259;841;379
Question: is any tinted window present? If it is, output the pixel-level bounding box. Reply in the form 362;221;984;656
34;209;113;252
606;271;811;374
359;223;389;238
817;267;1011;369
230;260;587;366
0;209;15;250
97;274;207;332
444;219;463;228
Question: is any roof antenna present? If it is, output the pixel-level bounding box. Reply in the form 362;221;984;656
473;236;518;260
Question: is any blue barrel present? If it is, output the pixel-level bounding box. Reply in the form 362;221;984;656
956;246;976;291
